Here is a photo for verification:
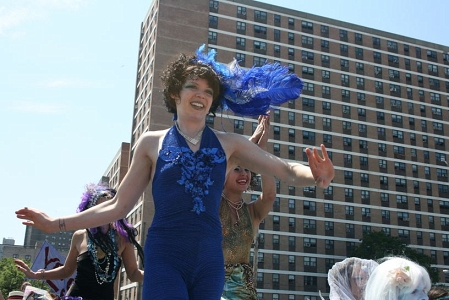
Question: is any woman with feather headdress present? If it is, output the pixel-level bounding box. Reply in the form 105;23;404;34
17;45;334;299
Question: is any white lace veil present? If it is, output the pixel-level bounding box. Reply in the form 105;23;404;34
327;257;379;300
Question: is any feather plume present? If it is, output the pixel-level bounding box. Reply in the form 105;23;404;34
194;45;303;117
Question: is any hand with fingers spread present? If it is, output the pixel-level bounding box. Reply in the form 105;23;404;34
15;207;56;233
305;144;334;188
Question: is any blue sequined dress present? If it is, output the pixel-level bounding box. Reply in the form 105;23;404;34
143;125;227;299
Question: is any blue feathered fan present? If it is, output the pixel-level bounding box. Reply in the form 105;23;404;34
195;45;304;117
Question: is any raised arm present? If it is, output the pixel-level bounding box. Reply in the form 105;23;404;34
247;115;276;226
16;133;157;233
222;132;334;189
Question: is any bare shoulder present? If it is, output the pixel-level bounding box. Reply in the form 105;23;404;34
71;229;87;243
214;129;247;149
138;129;169;143
134;129;170;157
73;229;86;237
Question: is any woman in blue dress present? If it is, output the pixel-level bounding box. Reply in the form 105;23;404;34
16;46;335;299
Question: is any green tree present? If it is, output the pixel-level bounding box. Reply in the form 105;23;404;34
351;230;439;282
0;257;27;296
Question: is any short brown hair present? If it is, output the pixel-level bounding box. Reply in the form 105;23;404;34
161;53;224;115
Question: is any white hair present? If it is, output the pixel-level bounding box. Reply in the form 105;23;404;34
364;256;431;300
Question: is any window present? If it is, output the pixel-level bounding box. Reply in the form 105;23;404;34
304;219;316;229
361;190;370;200
300;98;314;109
254;25;267;37
345;206;354;215
374;66;382;75
302;21;313;30
304;201;316;211
302;36;313;46
373;51;381;60
356;62;364;70
274;29;280;41
237;6;246;15
288;18;295;27
254;10;267;22
321;25;329;34
253;41;266;51
235;53;245;65
209;16;218;27
253;56;265;67
324;203;333;213
387;40;398;50
321;40;329;49
236;21;246;32
302;50;314;61
302;66;314;76
206;31;218;45
288;47;295;58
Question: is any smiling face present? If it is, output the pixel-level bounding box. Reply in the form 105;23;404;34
174;78;214;120
224;166;252;193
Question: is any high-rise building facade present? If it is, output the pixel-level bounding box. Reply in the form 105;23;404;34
124;0;449;299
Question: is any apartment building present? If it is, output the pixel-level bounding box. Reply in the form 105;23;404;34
120;0;449;299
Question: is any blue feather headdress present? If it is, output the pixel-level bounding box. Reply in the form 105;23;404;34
194;44;304;116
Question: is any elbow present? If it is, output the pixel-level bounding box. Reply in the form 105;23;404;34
128;269;144;283
264;191;277;203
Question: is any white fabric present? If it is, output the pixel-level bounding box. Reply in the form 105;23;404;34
328;257;378;300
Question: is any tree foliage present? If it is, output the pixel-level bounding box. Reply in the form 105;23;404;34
351;231;439;282
0;257;27;297
0;257;51;297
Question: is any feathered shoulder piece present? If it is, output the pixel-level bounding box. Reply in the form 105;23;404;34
194;44;303;116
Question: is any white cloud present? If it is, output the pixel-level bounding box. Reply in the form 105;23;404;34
0;0;87;36
0;6;38;35
39;78;95;88
8;100;67;114
36;0;87;11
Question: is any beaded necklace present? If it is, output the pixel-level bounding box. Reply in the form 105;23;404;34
87;228;120;285
175;122;205;145
222;192;244;226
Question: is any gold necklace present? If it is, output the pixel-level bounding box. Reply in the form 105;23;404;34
175;122;205;146
222;192;244;225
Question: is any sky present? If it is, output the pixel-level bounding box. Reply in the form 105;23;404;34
0;0;447;246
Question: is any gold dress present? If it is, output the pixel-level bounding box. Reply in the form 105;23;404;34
220;199;256;300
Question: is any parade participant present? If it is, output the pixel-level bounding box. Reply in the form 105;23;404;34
15;184;143;300
327;257;378;300
17;45;334;299
364;256;431;300
428;286;449;300
221;114;275;300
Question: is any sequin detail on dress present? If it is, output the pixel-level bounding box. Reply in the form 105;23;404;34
160;146;226;214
